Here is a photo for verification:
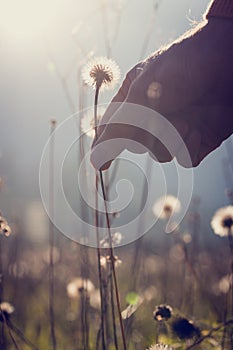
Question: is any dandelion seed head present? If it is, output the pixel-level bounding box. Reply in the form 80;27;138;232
100;255;122;269
100;231;123;247
146;344;173;350
82;56;120;90
182;232;192;244
153;304;173;321
0;217;7;229
50;118;57;127
100;256;107;268
153;195;181;220
81;107;105;138
0;216;11;236
0;302;14;322
66;278;95;299
211;206;233;237
2;224;11;237
112;231;123;244
0;302;14;314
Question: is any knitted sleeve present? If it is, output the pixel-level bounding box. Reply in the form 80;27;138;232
206;0;233;19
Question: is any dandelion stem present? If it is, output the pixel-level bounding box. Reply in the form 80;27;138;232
104;177;118;350
228;228;233;347
7;326;20;350
94;87;107;350
49;120;57;350
94;87;100;135
221;298;228;350
99;170;127;350
8;321;40;350
0;237;3;302
78;71;91;350
0;237;6;350
109;267;119;350
185;318;233;350
94;86;127;350
95;175;107;350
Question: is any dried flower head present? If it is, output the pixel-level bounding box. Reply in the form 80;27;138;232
153;195;181;220
0;302;14;322
50;118;57;127
81;107;105;138
82;56;120;90
66;278;95;299
100;231;123;248
0;215;11;236
146;344;173;350
100;255;122;269
153;304;173;321
172;317;200;340
211;206;233;237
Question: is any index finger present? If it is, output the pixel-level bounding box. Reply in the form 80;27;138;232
94;62;145;143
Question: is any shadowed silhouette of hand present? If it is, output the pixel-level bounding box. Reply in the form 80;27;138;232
91;18;233;170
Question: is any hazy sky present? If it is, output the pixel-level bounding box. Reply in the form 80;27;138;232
0;0;231;240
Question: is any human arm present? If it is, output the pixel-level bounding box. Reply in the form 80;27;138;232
91;0;233;169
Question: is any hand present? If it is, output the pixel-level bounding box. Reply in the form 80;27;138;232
91;18;233;169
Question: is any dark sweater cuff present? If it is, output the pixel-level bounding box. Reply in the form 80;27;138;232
206;0;233;19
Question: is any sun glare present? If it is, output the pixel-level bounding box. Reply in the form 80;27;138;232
0;0;57;40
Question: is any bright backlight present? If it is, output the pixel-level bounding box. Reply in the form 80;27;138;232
0;0;57;40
